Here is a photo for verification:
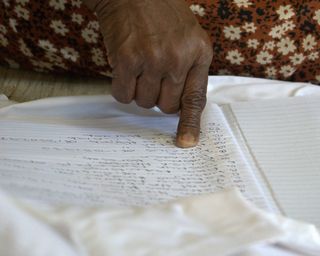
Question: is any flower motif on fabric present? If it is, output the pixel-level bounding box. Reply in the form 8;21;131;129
16;0;29;6
14;5;30;20
308;52;319;61
280;65;296;78
233;0;252;8
226;49;245;65
50;20;69;36
71;0;82;8
242;22;257;33
87;21;100;31
38;40;58;53
277;37;296;56
0;34;8;47
91;48;107;66
60;47;79;62
2;0;10;7
30;59;54;71
276;5;295;20
269;25;286;39
263;41;275;51
289;53;305;65
265;67;277;79
0;25;7;34
190;4;206;17
49;0;66;11
223;25;241;41
303;35;317;51
72;13;84;25
18;39;33;57
247;39;259;49
256;51;273;65
9;19;18;33
313;9;320;25
81;27;99;43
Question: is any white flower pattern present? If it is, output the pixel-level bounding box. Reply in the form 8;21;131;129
9;19;18;33
1;1;320;84
38;39;58;53
280;65;296;78
313;10;320;26
303;35;317;51
223;25;241;41
247;39;259;49
289;53;305;65
71;13;84;25
190;4;205;17
308;52;319;61
91;48;107;66
277;37;296;56
265;67;277;78
61;47;79;62
50;20;69;36
49;0;66;11
14;5;30;20
233;0;252;8
276;5;295;20
242;22;257;33
269;25;286;39
81;27;98;43
0;34;9;47
256;51;273;65
18;39;33;57
226;49;245;65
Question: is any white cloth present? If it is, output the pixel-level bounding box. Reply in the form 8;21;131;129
0;188;319;256
1;76;320;256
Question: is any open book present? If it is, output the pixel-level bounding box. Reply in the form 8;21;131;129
0;96;319;228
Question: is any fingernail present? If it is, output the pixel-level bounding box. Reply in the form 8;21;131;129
176;133;198;148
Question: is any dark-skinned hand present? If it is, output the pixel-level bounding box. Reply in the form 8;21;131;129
84;0;213;148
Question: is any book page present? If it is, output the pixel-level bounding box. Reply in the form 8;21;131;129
0;104;269;209
226;96;320;227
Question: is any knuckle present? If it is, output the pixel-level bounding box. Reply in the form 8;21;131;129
170;48;184;61
158;103;180;114
169;71;187;85
136;99;156;109
111;85;133;104
115;49;141;70
113;92;133;104
146;47;163;65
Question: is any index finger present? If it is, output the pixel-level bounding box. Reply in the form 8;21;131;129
175;64;209;148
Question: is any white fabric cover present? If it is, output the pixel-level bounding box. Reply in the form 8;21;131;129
1;76;320;256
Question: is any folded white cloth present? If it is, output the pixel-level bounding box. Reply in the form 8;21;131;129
1;188;319;256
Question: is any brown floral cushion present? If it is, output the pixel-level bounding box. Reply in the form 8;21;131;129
1;0;320;84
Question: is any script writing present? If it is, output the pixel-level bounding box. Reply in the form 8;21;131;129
0;105;266;207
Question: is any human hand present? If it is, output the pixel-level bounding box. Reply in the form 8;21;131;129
84;0;213;148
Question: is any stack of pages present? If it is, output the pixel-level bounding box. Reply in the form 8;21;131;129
0;96;319;228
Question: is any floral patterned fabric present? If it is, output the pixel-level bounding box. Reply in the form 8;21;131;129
1;0;320;84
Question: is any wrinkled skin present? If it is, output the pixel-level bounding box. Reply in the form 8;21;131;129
84;0;213;148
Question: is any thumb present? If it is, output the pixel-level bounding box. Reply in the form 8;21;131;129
176;64;209;148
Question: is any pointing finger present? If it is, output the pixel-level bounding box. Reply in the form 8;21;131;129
176;64;209;148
